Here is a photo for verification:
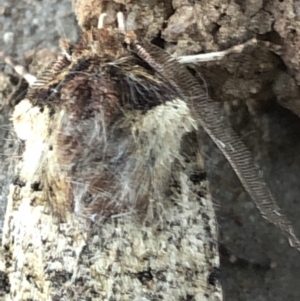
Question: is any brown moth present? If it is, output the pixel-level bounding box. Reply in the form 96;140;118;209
1;4;299;300
11;10;300;250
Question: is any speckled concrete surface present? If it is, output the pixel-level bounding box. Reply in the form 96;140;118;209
0;0;300;300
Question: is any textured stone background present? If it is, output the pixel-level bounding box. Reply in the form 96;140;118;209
1;0;300;300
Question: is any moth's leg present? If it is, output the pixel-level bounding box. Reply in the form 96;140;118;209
177;38;258;63
3;55;36;86
177;39;282;64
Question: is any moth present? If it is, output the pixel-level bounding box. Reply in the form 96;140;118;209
11;11;300;250
3;11;224;301
1;5;299;301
